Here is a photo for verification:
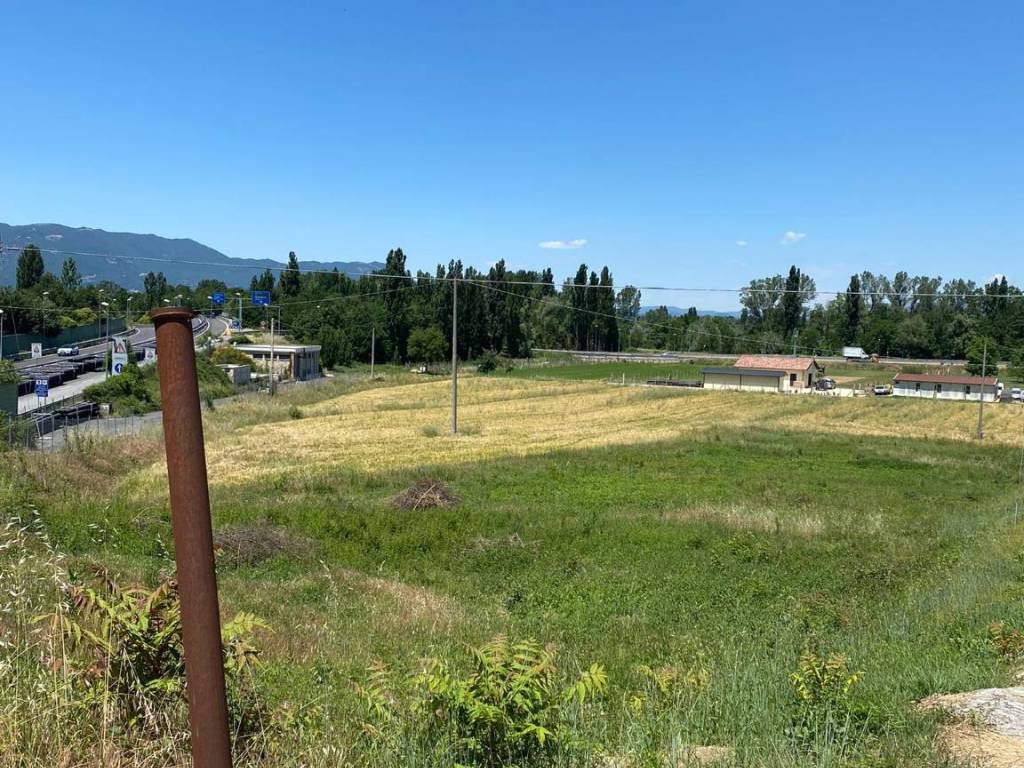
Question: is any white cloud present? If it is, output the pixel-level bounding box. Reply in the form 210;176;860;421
735;240;748;247
779;230;807;246
539;238;587;250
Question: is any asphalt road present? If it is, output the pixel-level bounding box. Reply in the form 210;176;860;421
13;315;212;370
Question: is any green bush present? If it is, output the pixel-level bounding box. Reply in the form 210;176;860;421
358;636;606;766
229;334;253;345
0;360;18;385
787;649;864;755
211;345;255;366
50;573;268;740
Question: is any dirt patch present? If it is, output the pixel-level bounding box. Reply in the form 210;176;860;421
214;523;315;566
603;745;735;767
921;688;1024;767
391;478;459;511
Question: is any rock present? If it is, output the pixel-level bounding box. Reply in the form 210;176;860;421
921;687;1024;767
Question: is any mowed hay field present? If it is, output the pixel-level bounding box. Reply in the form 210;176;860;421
10;372;1024;767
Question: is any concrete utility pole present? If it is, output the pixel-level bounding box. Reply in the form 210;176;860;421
151;307;233;768
977;339;988;440
235;293;243;330
370;325;375;379
451;274;458;434
269;314;277;396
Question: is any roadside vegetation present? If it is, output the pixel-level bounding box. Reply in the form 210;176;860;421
82;352;235;415
4;373;1024;765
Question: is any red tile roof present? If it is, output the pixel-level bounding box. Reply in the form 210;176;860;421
734;355;820;371
893;373;998;386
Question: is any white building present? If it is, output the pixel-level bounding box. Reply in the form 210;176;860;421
892;373;999;402
233;343;322;381
701;355;824;393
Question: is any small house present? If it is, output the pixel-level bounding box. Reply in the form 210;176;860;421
892;373;1000;402
733;355;824;390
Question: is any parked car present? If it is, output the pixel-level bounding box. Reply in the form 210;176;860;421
815;378;836;391
873;384;892;396
56;345;80;356
1011;388;1023;401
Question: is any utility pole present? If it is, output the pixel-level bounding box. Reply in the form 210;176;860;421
792;330;798;356
236;294;243;330
451;274;458;434
976;338;988;440
269;314;276;396
151;307;233;768
370;325;375;379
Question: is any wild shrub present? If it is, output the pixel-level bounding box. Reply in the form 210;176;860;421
624;656;712;765
211;344;255;367
289;405;303;420
357;635;606;766
988;620;1024;661
787;649;863;755
45;572;269;743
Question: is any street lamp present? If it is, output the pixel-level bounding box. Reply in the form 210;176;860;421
126;294;134;329
234;292;243;329
100;301;110;338
162;298;171;304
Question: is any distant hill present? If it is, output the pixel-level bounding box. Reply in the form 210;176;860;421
0;223;383;289
640;305;741;318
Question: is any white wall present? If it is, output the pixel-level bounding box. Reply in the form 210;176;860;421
703;373;781;392
892;382;998;402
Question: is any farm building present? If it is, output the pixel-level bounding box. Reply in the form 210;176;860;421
233;343;322;381
733;355;824;390
892;373;1000;402
701;366;787;392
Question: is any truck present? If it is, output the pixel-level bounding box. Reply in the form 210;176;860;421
842;346;870;362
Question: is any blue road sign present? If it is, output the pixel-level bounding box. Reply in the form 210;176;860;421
251;290;271;307
34;379;49;398
211;291;226;305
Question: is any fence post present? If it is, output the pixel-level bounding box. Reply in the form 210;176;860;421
152;307;233;768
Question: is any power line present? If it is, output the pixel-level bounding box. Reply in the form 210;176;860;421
3;241;1021;300
467;279;828;356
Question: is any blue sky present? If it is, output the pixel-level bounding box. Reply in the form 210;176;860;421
2;1;1022;310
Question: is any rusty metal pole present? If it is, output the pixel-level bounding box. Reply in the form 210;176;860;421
152;307;233;768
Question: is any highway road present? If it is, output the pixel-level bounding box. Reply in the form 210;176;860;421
16;314;226;415
13;315;217;370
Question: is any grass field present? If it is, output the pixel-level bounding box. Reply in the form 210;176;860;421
5;371;1024;766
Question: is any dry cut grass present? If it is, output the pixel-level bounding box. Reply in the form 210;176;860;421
131;376;1024;491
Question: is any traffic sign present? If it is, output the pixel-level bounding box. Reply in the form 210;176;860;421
31;342;42;359
111;337;129;375
211;291;226;306
251;290;271;306
34;379;48;398
144;347;157;363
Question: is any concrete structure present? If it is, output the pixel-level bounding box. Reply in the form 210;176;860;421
217;364;251;385
233;343;321;381
701;366;786;392
733;355;824;390
892;373;1000;402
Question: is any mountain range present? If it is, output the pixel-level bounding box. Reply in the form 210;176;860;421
0;223;383;289
640;305;741;318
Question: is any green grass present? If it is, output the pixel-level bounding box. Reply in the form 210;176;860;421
6;373;1024;766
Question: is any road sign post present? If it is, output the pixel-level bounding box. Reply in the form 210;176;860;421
211;291;225;307
111;337;129;376
251;290;271;307
31;342;42;359
151;307;233;768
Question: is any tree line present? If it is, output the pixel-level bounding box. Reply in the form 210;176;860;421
3;243;1022;367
